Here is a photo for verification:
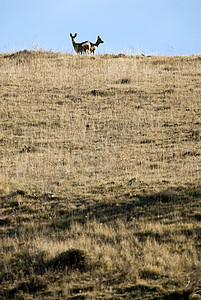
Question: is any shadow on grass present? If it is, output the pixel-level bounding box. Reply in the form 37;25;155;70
1;186;200;299
50;186;201;230
1;186;200;233
2;248;95;298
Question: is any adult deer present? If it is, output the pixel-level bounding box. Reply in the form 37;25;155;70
70;33;90;54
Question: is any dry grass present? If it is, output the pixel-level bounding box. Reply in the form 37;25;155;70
0;50;201;299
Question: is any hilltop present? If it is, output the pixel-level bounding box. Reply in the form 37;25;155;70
0;50;201;299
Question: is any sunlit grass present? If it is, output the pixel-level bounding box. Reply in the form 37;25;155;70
0;50;200;299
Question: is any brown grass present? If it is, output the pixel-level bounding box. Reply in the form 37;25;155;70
0;50;201;299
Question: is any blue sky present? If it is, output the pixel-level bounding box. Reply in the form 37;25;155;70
1;0;201;55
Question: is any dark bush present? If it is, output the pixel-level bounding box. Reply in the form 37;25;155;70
47;248;92;272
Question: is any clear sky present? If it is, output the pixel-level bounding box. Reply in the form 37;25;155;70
1;0;201;55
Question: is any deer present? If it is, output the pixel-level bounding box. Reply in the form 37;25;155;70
89;36;104;54
70;33;90;54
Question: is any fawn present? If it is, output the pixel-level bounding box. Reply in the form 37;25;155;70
89;36;104;54
70;33;90;54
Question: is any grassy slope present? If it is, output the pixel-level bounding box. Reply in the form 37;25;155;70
0;50;201;299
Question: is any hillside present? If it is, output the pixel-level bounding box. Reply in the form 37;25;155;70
0;50;201;299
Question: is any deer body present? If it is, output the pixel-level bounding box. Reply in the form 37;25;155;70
70;33;90;54
89;36;104;54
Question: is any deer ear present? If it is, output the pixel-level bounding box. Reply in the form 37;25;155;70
70;33;72;37
75;33;77;37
